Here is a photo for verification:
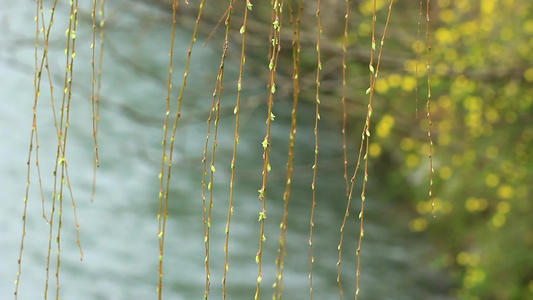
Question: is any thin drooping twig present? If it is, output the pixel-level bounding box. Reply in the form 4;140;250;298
273;2;301;299
90;0;100;170
44;1;83;298
336;0;351;296
309;0;322;298
89;0;105;202
425;0;435;216
415;0;422;119
203;3;235;297
353;1;395;298
157;0;212;298
222;1;251;299
202;6;231;47
255;1;284;299
156;1;179;298
341;0;351;197
157;0;206;298
15;1;54;297
157;0;179;300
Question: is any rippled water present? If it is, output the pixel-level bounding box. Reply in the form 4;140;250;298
0;1;451;299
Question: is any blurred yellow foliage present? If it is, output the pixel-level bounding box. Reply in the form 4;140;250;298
497;185;514;199
485;146;498;159
438;119;452;133
463;267;486;289
369;143;381;157
484;108;500;124
387;73;402;88
358;22;371;37
500;27;514;41
408;218;427;232
401;76;416;92
524;68;533;81
524;19;533;33
485;173;499;187
347;0;533;297
406;153;419;168
358;0;386;16
481;1;496;15
400;138;414;151
375;79;389;94
457;251;481;267
455;0;471;13
491;213;506;228
465;197;488;212
497;201;510;214
416;198;451;215
438;133;450;146
439;166;452;180
439;9;455;23
438;0;450;8
451;154;463;166
376;114;394;138
435;28;457;44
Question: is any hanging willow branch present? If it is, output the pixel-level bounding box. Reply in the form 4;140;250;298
254;1;284;299
13;1;437;299
222;1;252;298
157;0;206;298
89;0;105;202
308;0;322;298
273;2;302;299
425;0;435;216
336;0;351;297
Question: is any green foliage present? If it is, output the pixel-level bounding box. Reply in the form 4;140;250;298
350;0;533;298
